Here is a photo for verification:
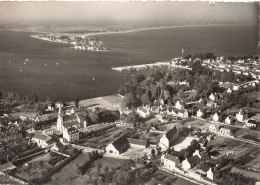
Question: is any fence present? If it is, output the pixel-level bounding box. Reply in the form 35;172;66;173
0;171;28;185
35;150;81;184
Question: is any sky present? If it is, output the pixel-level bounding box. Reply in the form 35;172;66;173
0;2;258;24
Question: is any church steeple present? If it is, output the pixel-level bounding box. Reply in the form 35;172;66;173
57;102;64;132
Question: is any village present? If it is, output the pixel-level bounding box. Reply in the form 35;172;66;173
0;54;259;185
35;34;109;52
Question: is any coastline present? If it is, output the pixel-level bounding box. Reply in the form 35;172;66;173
0;23;251;38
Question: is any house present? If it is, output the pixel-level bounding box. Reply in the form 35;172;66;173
207;168;214;180
225;116;233;125
226;88;232;93
159;126;178;149
209;125;219;133
182;155;200;170
136;107;150;118
119;107;131;115
212;112;219;122
31;133;55;148
127;138;148;148
161;154;181;170
196;109;204;118
246;119;257;128
178;109;189;119
66;108;75;115
175;100;184;110
192;149;202;159
166;107;177;116
236;109;245;122
233;85;239;91
47;104;55;111
106;135;130;155
219;128;233;136
63;127;79;143
209;93;217;101
34;114;50;122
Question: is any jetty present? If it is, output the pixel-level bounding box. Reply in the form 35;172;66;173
111;61;192;72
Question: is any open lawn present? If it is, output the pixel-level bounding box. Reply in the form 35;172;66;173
247;91;260;101
47;154;124;185
11;111;37;118
173;136;199;151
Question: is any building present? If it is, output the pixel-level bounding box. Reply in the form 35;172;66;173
63;127;79;143
192;149;202;159
166;107;178;116
31;133;54;148
209;125;219;133
57;103;87;132
127;138;148;148
182;155;200;170
175;100;184;110
226;88;232;93
209;93;217;101
212;112;219;122
246;119;257;128
136;107;150;118
219;128;233;136
106;135;130;155
196;109;204;118
159;126;178;149
178;109;189;119
236;109;245;122
207;168;214;180
225;116;233;125
161;154;181;170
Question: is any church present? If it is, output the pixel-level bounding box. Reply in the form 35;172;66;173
57;103;87;133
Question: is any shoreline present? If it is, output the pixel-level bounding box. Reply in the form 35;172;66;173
0;23;252;38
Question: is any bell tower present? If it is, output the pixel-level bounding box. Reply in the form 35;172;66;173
57;102;63;132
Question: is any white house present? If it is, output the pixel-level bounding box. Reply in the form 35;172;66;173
106;135;130;155
178;109;189;119
207;168;214;180
212;112;219;122
136;107;150;118
246;119;257;128
175;100;184;110
161;154;181;170
63;127;79;143
196;109;204;118
182;155;200;170
209;125;219;133
209;93;216;101
219;128;233;136
31;133;54;148
233;85;239;91
226;88;232;93
192;150;202;159
236;109;245;122
225;116;232;125
159;127;178;149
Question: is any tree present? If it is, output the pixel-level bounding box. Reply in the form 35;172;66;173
30;92;38;103
74;98;79;107
178;89;185;99
151;149;156;157
154;71;164;82
125;111;140;123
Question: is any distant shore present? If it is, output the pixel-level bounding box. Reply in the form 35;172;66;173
0;23;250;38
82;23;245;37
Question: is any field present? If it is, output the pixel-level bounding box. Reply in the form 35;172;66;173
247;91;260;101
173;136;199;151
47;154;124;185
10;111;37;118
130;131;163;144
13;152;66;183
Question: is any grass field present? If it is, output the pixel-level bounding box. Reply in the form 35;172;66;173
0;175;20;184
247;91;260;101
47;154;124;185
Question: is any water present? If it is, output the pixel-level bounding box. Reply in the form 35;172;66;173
0;24;257;101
